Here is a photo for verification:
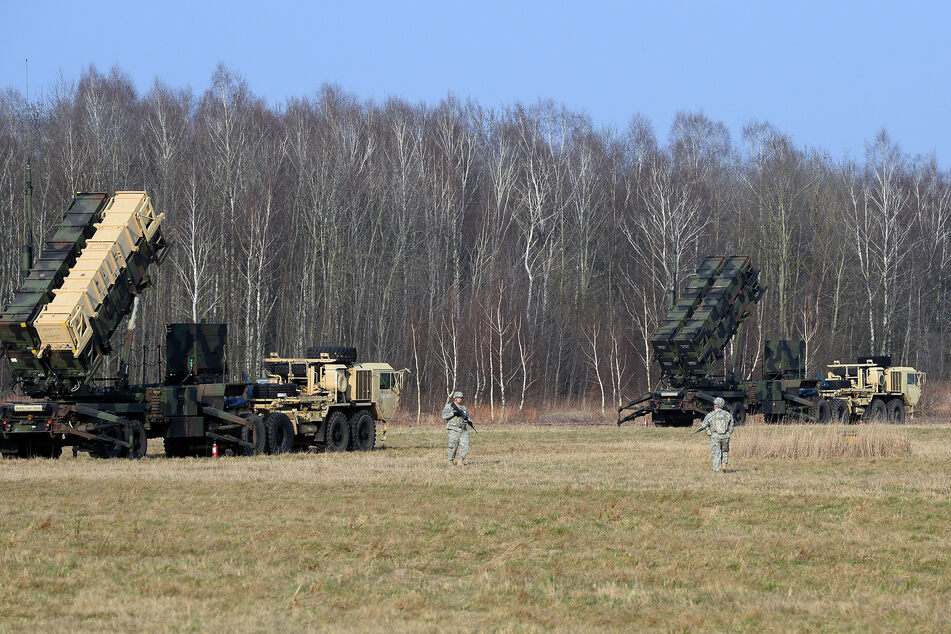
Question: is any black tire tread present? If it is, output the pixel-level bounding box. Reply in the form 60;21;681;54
264;412;295;454
251;382;300;399
830;399;850;424
350;410;376;451
325;410;351;451
864;398;888;423
886;398;906;425
729;401;747;427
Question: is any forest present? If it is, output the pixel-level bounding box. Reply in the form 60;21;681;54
0;64;948;418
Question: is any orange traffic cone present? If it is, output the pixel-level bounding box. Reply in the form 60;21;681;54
212;442;218;458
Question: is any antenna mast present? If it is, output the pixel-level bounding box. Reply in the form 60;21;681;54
22;59;34;279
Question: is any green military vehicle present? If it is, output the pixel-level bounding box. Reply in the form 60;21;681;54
818;355;926;424
248;346;404;453
0;189;267;458
617;256;824;427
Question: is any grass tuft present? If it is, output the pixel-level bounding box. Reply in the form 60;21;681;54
732;424;911;459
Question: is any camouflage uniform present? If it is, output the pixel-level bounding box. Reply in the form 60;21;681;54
698;403;735;472
442;394;470;464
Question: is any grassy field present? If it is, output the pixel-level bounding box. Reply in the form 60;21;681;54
1;421;950;632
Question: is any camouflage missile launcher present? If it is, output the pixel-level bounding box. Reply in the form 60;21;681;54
0;321;265;459
0;191;264;459
652;256;764;388
0;193;108;384
1;192;167;398
248;346;404;454
152;323;265;458
618;256;823;427
753;340;824;422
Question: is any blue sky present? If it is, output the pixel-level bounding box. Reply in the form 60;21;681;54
3;0;949;164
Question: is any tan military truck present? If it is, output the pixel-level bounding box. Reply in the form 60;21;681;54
249;346;404;453
818;355;925;424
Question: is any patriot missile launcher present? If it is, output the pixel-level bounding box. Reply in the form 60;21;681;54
618;256;822;427
0;190;265;458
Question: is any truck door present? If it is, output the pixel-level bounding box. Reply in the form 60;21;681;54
906;372;923;406
378;372;397;420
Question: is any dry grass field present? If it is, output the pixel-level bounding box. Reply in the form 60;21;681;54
2;420;951;632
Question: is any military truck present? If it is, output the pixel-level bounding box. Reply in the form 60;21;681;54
617;256;823;427
248;346;404;453
818;355;926;424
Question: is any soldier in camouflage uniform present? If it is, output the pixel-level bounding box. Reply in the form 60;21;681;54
442;391;471;465
697;397;735;472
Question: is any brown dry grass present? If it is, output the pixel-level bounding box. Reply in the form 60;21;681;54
916;380;951;417
1;422;950;632
732;424;911;459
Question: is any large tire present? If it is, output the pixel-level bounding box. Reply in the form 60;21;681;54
325;411;350;452
830;399;850;424
350;411;376;452
264;412;295;454
864;399;888;424
90;421;131;459
887;399;907;425
127;420;148;459
239;416;267;456
262;360;288;376
815;398;832;424
251;383;300;399
729;402;747;427
305;346;357;363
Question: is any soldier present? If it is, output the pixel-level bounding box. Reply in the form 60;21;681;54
442;391;471;465
697;397;735;472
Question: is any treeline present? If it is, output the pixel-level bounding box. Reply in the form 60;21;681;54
0;64;948;417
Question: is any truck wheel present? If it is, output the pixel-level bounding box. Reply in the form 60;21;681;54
264;413;295;454
127;420;148;459
240;416;267;456
306;346;357;363
350;411;376;451
815;399;831;424
729;402;746;426
863;399;888;424
886;399;906;425
325;411;350;452
830;399;850;424
90;421;131;459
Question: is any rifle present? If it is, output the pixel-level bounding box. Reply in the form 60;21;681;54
451;403;478;433
690;426;706;435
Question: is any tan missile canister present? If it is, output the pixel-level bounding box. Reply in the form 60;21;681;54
33;192;164;356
